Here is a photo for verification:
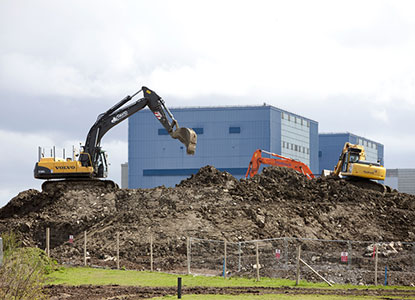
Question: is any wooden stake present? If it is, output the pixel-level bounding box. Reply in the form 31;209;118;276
295;245;301;285
84;231;87;266
186;237;190;275
116;232;120;270
150;234;153;272
375;243;378;285
46;227;50;257
300;258;333;286
256;241;260;282
224;240;227;279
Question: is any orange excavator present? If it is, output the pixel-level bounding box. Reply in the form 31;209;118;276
245;149;315;179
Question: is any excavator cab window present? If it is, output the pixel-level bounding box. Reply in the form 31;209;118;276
341;153;348;172
349;153;359;163
96;151;108;178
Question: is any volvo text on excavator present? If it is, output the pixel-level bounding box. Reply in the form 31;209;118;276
34;86;197;190
246;149;315;179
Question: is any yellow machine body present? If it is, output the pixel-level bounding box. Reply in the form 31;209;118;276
341;161;386;180
333;142;386;181
34;157;93;179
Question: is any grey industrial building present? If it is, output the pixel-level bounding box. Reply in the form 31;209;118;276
385;169;415;195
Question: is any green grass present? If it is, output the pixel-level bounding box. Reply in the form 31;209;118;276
47;266;415;292
47;267;322;287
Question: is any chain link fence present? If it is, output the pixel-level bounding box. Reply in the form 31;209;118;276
189;237;415;286
38;227;415;286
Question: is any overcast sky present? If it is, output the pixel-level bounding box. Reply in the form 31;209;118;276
1;0;414;207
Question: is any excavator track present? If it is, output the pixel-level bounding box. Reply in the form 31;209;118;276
346;178;392;195
41;179;119;194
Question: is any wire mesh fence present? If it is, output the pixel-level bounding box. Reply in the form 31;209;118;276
188;237;415;286
39;226;415;286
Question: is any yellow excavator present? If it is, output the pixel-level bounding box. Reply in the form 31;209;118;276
332;142;390;193
34;86;197;191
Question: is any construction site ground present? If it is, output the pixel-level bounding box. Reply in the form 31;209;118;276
44;284;415;300
1;165;414;293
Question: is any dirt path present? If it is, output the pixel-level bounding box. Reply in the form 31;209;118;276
45;285;415;300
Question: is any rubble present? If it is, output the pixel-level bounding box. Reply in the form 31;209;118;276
0;165;414;284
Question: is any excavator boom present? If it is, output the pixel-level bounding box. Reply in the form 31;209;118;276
246;149;315;179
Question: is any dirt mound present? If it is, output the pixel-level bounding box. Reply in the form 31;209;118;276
0;166;414;285
177;165;238;188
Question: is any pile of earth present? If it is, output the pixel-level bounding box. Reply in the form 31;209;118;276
0;165;414;285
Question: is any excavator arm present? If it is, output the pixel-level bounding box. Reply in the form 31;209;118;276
79;87;197;174
246;149;315;179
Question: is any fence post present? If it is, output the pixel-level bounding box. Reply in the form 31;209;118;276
374;243;378;285
413;243;415;271
256;241;260;282
238;242;241;272
284;237;288;269
0;237;3;267
46;227;50;257
186;237;191;275
116;232;120;270
224;240;227;279
295;244;301;285
84;231;87;266
150;234;153;272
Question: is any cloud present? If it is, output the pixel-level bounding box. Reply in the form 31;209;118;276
1;0;415;204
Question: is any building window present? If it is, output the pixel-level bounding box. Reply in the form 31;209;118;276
306;120;310;128
307;148;310;154
229;127;240;134
287;114;290;121
193;128;204;134
295;145;298;151
158;128;169;135
281;112;285;120
282;141;286;148
291;143;294;150
319;150;322;158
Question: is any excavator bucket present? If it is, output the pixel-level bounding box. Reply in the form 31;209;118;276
171;127;197;155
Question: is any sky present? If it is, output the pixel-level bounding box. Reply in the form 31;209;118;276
1;0;414;207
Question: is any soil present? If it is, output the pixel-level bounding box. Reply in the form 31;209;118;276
44;285;415;300
1;166;414;286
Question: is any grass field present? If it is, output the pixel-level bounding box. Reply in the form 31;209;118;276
47;266;415;290
46;267;415;300
47;267;325;287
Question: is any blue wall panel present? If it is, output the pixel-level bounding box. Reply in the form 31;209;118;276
129;106;318;188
